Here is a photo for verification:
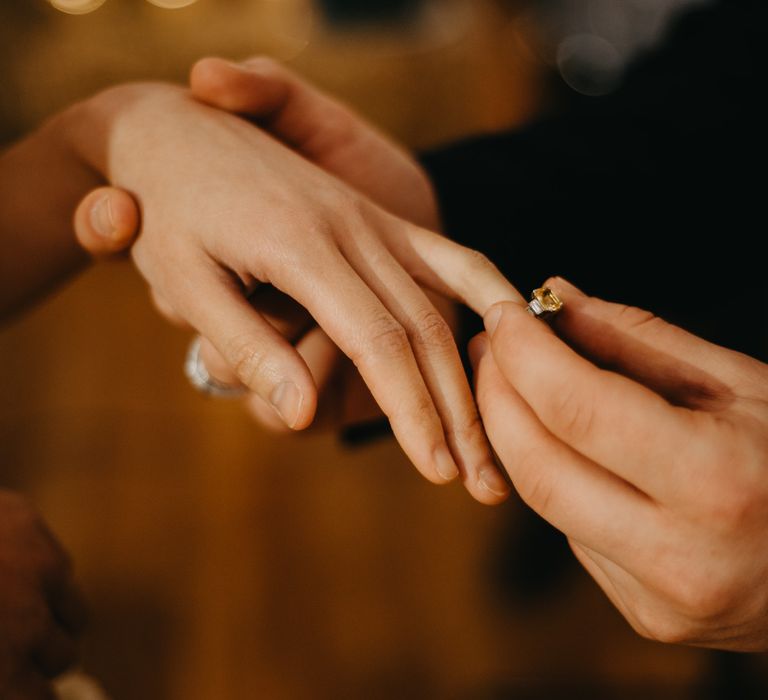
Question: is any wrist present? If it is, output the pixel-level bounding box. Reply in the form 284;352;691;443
57;81;186;181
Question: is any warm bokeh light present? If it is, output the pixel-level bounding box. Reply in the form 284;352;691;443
145;0;200;8
48;0;107;15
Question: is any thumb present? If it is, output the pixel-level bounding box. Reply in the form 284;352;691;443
74;186;140;257
547;277;740;407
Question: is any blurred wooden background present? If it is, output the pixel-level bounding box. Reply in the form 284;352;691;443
0;0;751;698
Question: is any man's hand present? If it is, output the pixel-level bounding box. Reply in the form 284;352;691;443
0;491;85;698
471;277;768;650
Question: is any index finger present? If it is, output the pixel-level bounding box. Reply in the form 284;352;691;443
484;301;703;499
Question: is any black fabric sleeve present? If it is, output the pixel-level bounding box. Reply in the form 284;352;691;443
421;0;767;358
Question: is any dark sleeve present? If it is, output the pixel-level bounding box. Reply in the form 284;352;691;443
421;0;767;358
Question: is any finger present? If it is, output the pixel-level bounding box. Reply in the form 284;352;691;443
483;300;704;498
342;232;509;503
173;259;318;430
197;285;315;389
29;623;78;679
245;327;342;432
74;187;140;257
269;248;462;486
379;217;524;316
470;333;662;563
190;57;291;121
547;277;748;409
296;326;342;397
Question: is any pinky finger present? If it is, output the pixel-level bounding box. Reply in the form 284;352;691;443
74;186;140;257
245;326;342;432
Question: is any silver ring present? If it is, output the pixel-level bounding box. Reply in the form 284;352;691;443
526;287;564;321
184;337;247;399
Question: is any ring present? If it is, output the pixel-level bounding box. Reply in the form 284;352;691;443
184;337;247;399
526;287;564;321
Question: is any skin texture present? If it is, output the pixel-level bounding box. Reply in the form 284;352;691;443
0;491;86;699
471;277;768;651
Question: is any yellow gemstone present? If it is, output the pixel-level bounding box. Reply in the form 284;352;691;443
532;287;563;314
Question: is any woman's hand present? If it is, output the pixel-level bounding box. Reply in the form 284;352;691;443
75;57;438;438
0;491;85;698
68;79;516;503
471;277;768;650
186;57;450;435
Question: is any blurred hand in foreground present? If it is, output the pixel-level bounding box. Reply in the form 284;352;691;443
0;491;85;699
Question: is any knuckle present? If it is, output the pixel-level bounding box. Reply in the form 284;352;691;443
396;393;436;426
696;429;765;531
462;246;496;273
613;303;665;334
451;411;485;447
324;188;368;226
409;310;454;353
708;481;760;532
655;564;739;622
633;607;694;645
300;214;336;243
355;315;409;364
224;336;269;390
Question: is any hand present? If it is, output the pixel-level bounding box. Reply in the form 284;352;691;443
186;57;448;434
73;58;429;436
470;277;768;650
68;80;517;503
0;491;85;698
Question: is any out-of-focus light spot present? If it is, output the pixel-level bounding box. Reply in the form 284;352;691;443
49;0;107;15
557;33;622;97
145;0;199;8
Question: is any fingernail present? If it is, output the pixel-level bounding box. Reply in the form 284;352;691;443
434;446;460;482
484;304;503;337
269;381;303;429
226;59;251;72
91;195;116;239
467;335;488;370
479;467;510;498
550;276;586;299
